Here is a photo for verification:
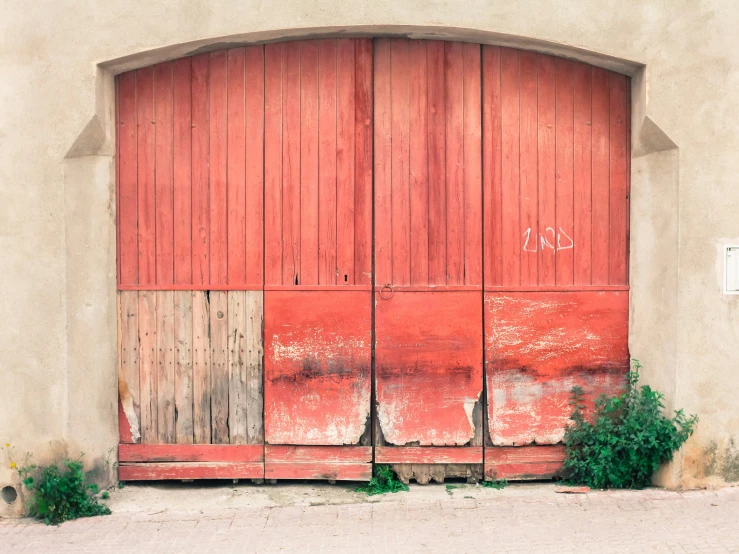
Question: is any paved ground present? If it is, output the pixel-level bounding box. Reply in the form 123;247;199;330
2;481;739;553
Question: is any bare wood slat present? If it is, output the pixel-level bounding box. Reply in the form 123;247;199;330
174;291;194;444
245;291;264;444
228;291;248;444
210;291;230;443
192;291;212;443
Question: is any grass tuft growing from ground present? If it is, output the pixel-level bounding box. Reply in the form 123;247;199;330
356;465;409;496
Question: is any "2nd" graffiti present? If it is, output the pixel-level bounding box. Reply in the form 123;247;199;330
522;227;574;252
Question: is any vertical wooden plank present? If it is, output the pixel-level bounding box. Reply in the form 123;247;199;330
427;40;447;286
245;291;264;444
463;43;482;287
210;291;230;444
337;39;357;285
191;54;210;287
245;46;265;288
609;72;628;285
283;42;301;285
445;42;465;286
192;291;212;444
138;290;157;443
174;291;193;444
227;48;247;285
116;78;121;285
537;55;557;286
625;81;631;284
591;67;611;285
118;71;139;285
154;62;175;286
120;291;140;430
500;48;520;287
519;51;538;286
409;40;429;286
209;51;228;286
573;62;593;285
555;59;575;286
318;40;338;286
391;39;411;286
374;39;393;286
264;43;283;285
228;291;247;444
137;66;156;286
173;58;193;285
301;42;320;286
156;291;176;443
483;46;502;288
354;38;374;286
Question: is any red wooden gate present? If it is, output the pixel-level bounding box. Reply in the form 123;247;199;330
262;39;374;480
482;47;630;479
115;38;630;483
373;39;484;482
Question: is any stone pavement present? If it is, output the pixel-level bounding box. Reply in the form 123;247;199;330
1;482;739;553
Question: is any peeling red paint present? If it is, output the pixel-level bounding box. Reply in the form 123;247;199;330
485;291;629;446
264;291;371;445
375;292;483;446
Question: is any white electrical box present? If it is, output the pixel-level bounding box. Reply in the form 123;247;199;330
725;246;739;294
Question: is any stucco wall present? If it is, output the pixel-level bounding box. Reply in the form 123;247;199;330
2;0;738;512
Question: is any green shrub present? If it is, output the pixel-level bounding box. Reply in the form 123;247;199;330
20;458;111;525
563;360;698;489
481;479;507;489
356;464;409;496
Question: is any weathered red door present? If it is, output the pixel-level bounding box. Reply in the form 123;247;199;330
373;39;484;482
115;39;630;483
481;47;631;480
262;39;375;480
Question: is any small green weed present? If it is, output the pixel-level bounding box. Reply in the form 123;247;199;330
445;484;460;495
19;458;111;525
101;491;110;500
356;465;409;496
563;360;698;489
481;479;507;490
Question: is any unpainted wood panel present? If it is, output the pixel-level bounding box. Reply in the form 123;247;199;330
138;291;157;443
156;291;176;443
228;291;248;444
192;290;212;443
210;291;230;443
245;291;265;444
174;291;194;444
119;292;140;443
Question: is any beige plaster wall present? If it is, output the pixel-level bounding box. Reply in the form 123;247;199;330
1;0;738;512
